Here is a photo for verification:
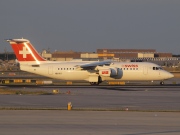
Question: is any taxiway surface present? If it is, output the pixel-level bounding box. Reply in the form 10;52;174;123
0;85;180;135
0;85;180;111
0;110;180;135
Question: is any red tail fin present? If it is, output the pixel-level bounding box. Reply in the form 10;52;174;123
6;39;46;64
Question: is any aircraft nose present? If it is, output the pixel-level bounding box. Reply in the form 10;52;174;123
168;72;174;79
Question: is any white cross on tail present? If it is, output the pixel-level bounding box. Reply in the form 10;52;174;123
19;46;30;58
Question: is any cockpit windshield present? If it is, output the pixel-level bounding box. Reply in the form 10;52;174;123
153;67;163;70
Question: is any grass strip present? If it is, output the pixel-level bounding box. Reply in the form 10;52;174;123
0;88;52;95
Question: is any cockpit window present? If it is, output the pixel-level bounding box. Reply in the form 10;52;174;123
153;67;162;70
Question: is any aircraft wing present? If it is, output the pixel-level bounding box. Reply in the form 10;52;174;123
75;61;112;70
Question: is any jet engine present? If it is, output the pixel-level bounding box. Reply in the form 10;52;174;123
98;67;122;78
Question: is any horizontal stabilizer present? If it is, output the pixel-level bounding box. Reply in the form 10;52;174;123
6;39;29;43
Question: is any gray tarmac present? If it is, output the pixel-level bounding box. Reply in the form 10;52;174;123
0;85;180;111
0;110;180;135
0;85;180;135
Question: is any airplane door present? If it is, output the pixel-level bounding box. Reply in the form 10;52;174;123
143;66;148;75
158;68;161;76
48;66;53;75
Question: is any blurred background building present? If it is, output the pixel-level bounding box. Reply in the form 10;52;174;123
0;48;179;71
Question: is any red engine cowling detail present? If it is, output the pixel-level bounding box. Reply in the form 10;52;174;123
99;68;122;78
99;69;111;77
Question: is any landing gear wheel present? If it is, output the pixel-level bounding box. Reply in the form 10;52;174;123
160;81;164;85
89;76;102;86
90;82;99;85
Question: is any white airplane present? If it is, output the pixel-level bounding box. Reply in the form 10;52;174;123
6;38;174;85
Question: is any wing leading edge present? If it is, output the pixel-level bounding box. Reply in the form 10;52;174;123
75;61;112;70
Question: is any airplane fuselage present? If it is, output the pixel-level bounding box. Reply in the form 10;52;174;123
20;61;173;82
7;38;174;85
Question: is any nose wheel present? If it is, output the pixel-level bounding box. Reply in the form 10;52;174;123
160;81;164;85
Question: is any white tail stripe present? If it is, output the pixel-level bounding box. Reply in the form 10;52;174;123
24;43;40;64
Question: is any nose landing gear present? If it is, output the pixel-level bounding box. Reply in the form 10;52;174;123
160;81;164;85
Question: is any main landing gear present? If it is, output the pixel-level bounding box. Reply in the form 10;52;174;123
90;82;99;85
89;76;102;85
